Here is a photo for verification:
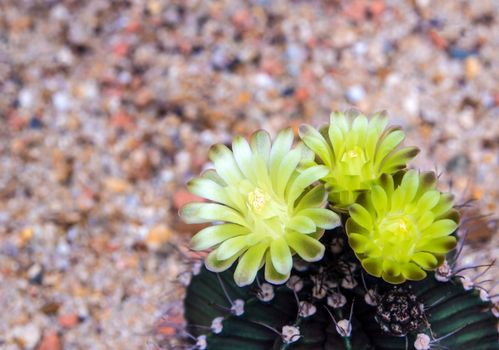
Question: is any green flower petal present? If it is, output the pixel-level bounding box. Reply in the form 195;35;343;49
252;152;273;190
232;135;256;181
361;257;382;277
296;141;316;163
295;185;327;211
375;128;404;164
371;185;388;216
416;190;440;213
355;192;375;214
346;217;369;235
299;124;334;168
250;130;271;164
288;216;316;234
382;273;405;284
380;146;420;173
190;224;250;251
209;144;243;186
330;110;349;133
328;122;345;159
296;208;340;229
187;178;232;206
416;171;437;197
287;165;329;205
264;252;290;285
401;262;427;281
201;169;226;186
364;113;388;159
432;193;455;218
217;236;251;260
180;203;246;226
400;170;419;203
383;259;401;277
285;231;325;262
348;233;369;253
206;249;241;272
269;128;294;186
270;237;292;275
352;114;368;139
390;186;405;211
276;148;302;197
412;252;438;270
446;209;460;223
381;260;405;284
349;204;373;230
417;211;436;231
421;219;458;238
379;173;395;198
418;236;457;253
234;242;268;287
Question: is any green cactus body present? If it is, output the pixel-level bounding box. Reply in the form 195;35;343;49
183;228;498;350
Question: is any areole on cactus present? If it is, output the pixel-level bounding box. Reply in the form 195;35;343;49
175;110;498;350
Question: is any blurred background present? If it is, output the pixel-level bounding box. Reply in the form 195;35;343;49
0;0;497;349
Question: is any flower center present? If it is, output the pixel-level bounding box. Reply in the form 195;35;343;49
248;188;268;214
398;219;408;232
375;213;420;260
347;150;359;158
340;146;368;176
246;187;290;238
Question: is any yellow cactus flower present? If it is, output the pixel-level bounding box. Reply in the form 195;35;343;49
180;129;340;287
346;170;459;284
299;111;419;209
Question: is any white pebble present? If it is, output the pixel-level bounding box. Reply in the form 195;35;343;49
19;89;34;108
53;91;71;112
9;324;41;349
346;85;365;104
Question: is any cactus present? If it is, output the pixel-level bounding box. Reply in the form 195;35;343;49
182;227;498;350
175;111;498;350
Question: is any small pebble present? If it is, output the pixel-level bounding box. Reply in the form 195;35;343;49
464;57;481;80
27;263;43;285
58;313;80;329
9;324;41;349
345;85;366;104
37;331;62;350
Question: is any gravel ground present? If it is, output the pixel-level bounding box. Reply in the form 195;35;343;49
0;0;497;349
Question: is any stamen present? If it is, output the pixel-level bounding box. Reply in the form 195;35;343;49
248;188;267;213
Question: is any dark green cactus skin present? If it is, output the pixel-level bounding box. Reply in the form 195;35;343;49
184;228;498;350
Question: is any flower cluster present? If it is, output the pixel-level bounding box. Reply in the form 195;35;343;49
181;129;340;286
181;111;459;286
